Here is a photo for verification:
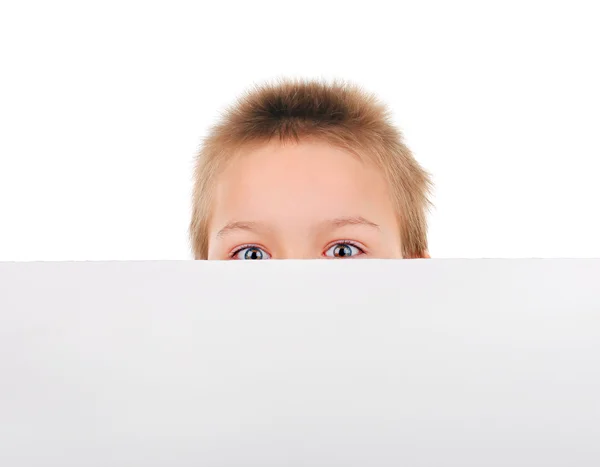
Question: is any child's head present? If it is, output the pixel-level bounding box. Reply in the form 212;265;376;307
190;79;433;260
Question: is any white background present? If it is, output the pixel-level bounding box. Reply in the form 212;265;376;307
1;0;599;261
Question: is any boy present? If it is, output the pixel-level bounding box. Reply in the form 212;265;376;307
190;79;433;260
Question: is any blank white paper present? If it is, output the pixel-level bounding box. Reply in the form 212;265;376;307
0;259;599;467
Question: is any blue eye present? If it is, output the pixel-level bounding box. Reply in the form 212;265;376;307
324;242;364;258
232;246;271;260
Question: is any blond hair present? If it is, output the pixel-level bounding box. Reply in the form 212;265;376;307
190;78;433;259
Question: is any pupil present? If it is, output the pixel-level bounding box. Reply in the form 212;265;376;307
335;245;351;257
245;248;262;260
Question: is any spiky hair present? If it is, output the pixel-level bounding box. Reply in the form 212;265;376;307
190;78;433;259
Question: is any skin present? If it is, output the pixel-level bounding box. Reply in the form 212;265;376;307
206;139;429;260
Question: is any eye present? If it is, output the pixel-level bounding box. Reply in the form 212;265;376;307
231;245;271;260
324;242;365;259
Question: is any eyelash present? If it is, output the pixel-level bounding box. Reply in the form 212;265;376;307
229;241;367;258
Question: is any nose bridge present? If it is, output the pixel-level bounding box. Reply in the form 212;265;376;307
278;244;316;260
276;229;317;259
282;250;316;260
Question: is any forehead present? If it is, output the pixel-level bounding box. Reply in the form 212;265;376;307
209;140;396;230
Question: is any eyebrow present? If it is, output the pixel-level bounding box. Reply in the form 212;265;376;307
216;221;266;239
324;216;380;230
215;216;379;239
